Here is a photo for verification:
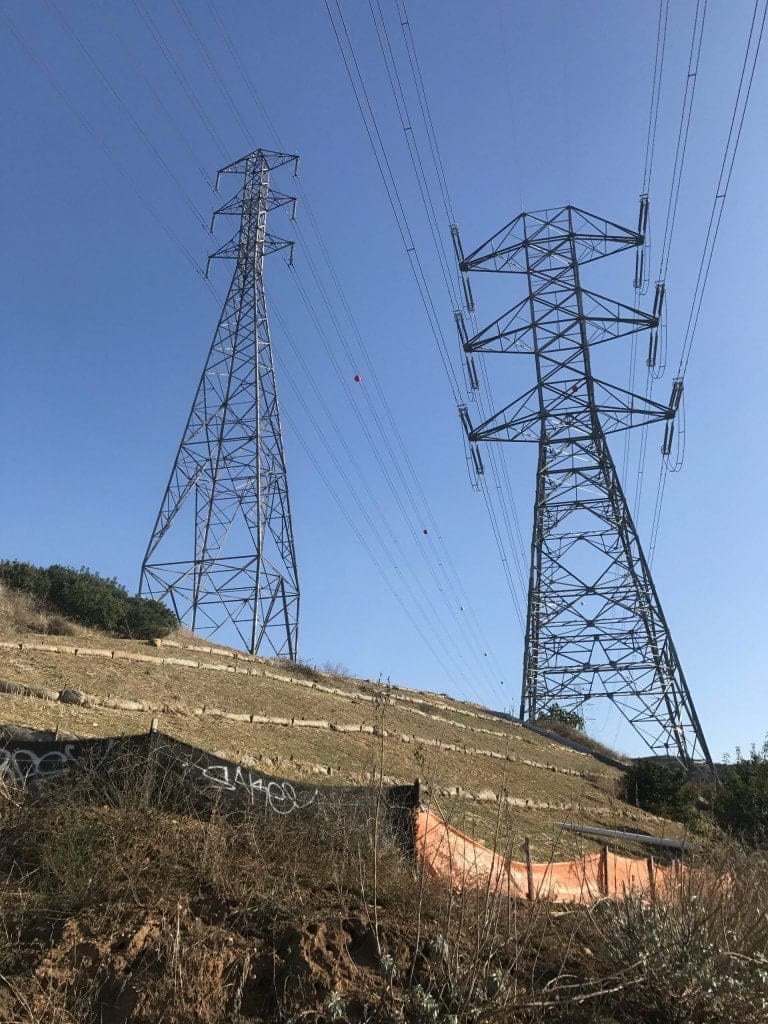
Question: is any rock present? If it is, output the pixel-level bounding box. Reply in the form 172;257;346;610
0;679;28;696
59;688;87;706
24;685;62;702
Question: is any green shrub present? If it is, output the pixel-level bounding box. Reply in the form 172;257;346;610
622;759;696;824
538;702;586;732
0;561;177;640
713;739;768;845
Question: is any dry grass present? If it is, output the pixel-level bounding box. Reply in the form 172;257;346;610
0;585;77;638
0;757;764;1024
0;610;689;858
533;719;627;763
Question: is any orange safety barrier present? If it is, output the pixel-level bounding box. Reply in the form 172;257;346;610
414;807;689;903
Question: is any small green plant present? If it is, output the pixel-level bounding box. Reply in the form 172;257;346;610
408;985;440;1023
323;990;348;1021
379;952;398;979
713;738;768;845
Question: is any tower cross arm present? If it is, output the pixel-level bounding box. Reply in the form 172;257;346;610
465;380;674;444
460;206;644;274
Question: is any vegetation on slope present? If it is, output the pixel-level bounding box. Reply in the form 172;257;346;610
621;760;699;825
0;756;766;1023
0;561;177;640
713;739;768;845
533;704;626;763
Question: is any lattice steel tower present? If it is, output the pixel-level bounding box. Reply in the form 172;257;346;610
140;149;300;658
457;206;711;768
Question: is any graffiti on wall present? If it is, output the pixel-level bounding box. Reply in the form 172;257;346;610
0;744;79;784
178;759;318;814
0;732;320;816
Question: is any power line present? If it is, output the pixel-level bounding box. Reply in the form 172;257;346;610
92;0;213;188
641;0;670;200
375;2;531;621
205;1;507;692
271;310;488;694
132;0;506;696
44;0;209;234
1;9;206;282
321;2;520;696
361;3;529;572
647;0;767;563
131;0;230;159
623;0;669;480
632;0;709;520
657;0;708;281
677;0;767;379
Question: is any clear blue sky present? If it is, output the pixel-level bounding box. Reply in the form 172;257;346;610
1;1;766;759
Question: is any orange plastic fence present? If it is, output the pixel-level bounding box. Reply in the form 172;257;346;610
414;808;689;903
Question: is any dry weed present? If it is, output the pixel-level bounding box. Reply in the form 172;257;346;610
0;750;765;1022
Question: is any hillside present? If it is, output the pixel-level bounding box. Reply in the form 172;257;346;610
0;590;683;858
2;590;766;1024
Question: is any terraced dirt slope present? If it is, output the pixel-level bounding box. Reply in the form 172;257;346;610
0;613;684;858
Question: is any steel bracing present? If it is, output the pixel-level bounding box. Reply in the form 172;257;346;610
140;149;300;659
457;206;712;768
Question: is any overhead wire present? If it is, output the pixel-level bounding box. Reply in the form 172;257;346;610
44;0;209;234
90;0;213;188
280;402;469;691
369;0;461;310
206;0;506;688
131;0;506;696
656;0;708;282
641;0;671;205
281;269;494;683
676;0;767;380
368;0;531;630
367;0;530;627
622;0;669;482
12;0;490;693
130;0;231;159
174;1;508;699
270;306;489;694
1;8;207;282
632;0;708;522
324;0;465;402
647;0;767;564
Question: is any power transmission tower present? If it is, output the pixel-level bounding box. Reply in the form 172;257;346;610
456;206;712;769
140;149;300;659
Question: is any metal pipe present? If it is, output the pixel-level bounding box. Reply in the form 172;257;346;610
555;821;691;852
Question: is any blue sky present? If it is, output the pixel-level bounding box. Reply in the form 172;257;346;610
1;1;766;759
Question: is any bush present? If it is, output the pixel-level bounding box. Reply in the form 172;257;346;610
713;739;768;845
538;703;586;732
0;561;178;640
622;759;696;824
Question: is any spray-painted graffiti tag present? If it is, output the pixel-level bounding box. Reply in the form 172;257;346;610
0;744;79;785
179;760;318;815
0;734;328;816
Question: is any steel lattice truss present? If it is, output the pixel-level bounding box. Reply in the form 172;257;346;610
458;206;712;768
140;149;300;658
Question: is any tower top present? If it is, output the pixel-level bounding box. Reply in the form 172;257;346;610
214;148;298;191
460;206;644;275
